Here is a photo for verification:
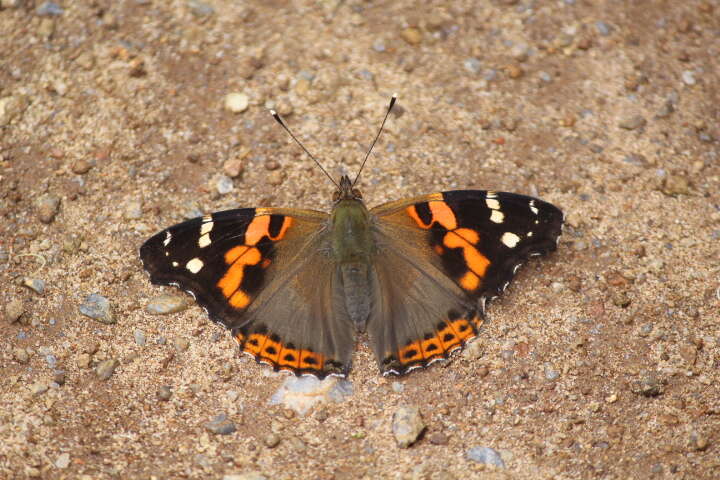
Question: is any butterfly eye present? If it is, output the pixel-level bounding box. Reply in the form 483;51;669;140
332;190;341;202
351;188;362;199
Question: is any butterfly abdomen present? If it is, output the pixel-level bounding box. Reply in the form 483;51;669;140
330;199;377;332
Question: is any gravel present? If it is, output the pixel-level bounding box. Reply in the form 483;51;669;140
79;294;115;324
466;446;506;467
145;294;188;315
391;405;425;448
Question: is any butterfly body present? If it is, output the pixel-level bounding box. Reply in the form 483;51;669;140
140;172;563;378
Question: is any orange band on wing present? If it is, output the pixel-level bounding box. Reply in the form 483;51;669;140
428;201;457;230
244;215;271;246
217;247;261;298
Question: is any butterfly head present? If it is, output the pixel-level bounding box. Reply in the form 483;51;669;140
333;175;363;203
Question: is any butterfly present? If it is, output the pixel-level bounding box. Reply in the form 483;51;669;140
140;95;563;378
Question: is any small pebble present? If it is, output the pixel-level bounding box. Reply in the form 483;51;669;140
391;381;404;393
30;382;49;395
400;27;422;45
223;473;267;480
13;347;29;364
539;71;552;83
22;278;45;295
187;0;214;17
205;414;237;435
595;20;612;36
662;174;689;196
36;1;63;16
392;405;425;448
544;364;560;380
0;95;29;127
372;40;386;52
145;294;188;315
618;115;647;130
225;93;249;113
96;358;119;380
681;70;695;85
611;291;631;308
216;175;234;195
54;453;70;469
463;58;481;74
264;159;280;171
267;170;284;186
466;446;506;468
71;158;94;174
36;194;60;223
264;433;281;448
428;432;449;445
79;293;115;324
631;371;664;397
123;200;143;220
76;353;91;369
223;158;244;178
134;329;146;346
53;371;66;385
157;386;172;401
5;299;24;323
173;337;190;352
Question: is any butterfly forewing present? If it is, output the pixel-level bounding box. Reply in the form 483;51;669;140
140;207;354;378
367;190;563;375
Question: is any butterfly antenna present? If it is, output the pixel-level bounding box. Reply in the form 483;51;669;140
270;109;339;188
352;93;397;188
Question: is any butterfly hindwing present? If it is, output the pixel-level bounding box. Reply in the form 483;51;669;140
367;190;563;374
140;207;354;378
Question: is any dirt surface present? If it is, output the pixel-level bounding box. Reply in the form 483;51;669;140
2;0;720;478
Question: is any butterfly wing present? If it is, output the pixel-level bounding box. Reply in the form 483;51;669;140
367;190;563;375
140;207;354;378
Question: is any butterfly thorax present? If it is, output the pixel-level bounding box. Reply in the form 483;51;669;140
330;191;375;332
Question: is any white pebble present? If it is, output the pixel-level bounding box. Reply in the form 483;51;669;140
224;92;249;113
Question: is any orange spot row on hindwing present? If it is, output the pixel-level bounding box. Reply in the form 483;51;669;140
235;331;327;374
396;314;481;366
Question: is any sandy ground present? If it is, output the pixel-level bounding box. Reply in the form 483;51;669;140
2;0;719;478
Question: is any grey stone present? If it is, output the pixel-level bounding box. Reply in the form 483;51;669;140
54;453;70;469
36;1;63;16
134;329;146;346
205;414;237;435
463;58;481;74
145;294;188;315
618;115;647;130
270;376;353;416
392;405;425;448
188;0;214;17
79;294;115;324
466;446;506;467
216;175;234;195
22;277;45;295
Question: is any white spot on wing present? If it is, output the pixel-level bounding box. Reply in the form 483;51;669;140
186;258;204;273
529;200;539;215
198;233;211;248
486;198;500;210
163;231;172;246
172;261;179;267
501;232;521;248
486;191;497;198
490;209;504;223
527;231;533;237
200;220;214;235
